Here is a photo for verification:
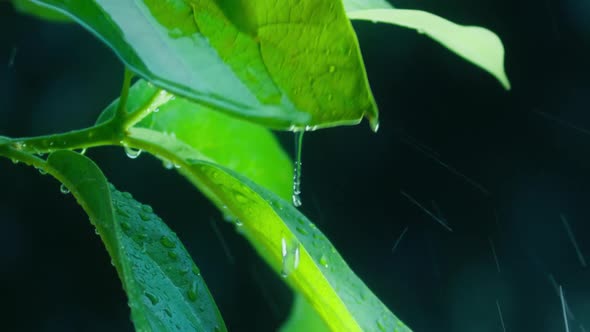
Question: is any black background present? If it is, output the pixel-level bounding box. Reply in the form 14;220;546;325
1;1;589;331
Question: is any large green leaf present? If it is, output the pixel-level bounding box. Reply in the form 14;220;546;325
347;7;511;90
45;150;227;332
33;0;378;130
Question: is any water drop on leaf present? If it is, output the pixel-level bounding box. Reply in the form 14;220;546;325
160;236;176;248
60;184;70;194
124;146;142;159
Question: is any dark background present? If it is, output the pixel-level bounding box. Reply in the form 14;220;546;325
1;1;589;331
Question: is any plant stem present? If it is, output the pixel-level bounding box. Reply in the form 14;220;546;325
115;68;134;121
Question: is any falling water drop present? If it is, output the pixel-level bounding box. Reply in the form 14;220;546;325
124;146;142;159
60;184;70;194
292;131;304;207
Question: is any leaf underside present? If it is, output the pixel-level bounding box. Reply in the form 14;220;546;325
46;150;227;332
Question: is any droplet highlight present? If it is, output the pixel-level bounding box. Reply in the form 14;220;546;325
60;184;70;194
280;237;300;278
124;146;142;159
292;131;304;207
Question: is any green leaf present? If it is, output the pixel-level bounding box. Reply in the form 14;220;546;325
12;0;71;22
280;295;331;332
347;8;511;90
122;128;411;332
97;79;293;200
45;150;227;332
343;0;393;11
33;0;379;131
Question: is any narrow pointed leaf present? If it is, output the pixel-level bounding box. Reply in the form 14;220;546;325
121;128;411;332
33;0;378;130
45;150;227;332
347;8;511;90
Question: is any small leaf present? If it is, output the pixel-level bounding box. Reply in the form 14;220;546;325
45;150;227;332
34;0;378;130
125;128;412;332
347;9;511;90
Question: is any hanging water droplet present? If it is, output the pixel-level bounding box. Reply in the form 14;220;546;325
192;264;201;276
60;184;70;194
160;235;176;248
124;146;142;159
79;148;87;155
235;220;243;227
187;280;199;301
163;159;174;170
280;237;300;278
37;167;47;175
292;131;304;207
153;107;160;113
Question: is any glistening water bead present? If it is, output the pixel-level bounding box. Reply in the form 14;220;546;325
292;131;304;207
124;146;142;159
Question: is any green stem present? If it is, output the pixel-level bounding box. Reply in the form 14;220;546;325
115;68;134;121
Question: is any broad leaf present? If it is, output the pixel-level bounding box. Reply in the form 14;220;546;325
45;150;227;332
33;0;378;130
347;8;511;90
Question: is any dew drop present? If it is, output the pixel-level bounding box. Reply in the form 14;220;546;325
329;65;336;73
160;235;176;248
124;146;142;159
292;131;304;207
140;213;150;222
168;251;178;260
145;291;159;305
37;167;47;175
192;264;201;276
60;184;70;194
319;254;329;268
187;280;199;301
79;148;87;155
295;226;308;235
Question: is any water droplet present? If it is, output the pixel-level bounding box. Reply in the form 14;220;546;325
140;213;150;222
11;159;18;164
235;192;248;203
168;251;178;260
124;146;142;159
145;291;159;305
319;254;329;268
60;184;70;194
37;167;47;175
142;205;153;213
235;220;243;227
280;237;300;277
292;131;304;207
187;280;199;301
122;192;133;199
376;316;388;331
79;148;87;155
329;65;336;73
164;308;173;318
120;222;131;231
295;226;308;235
163;159;174;170
160;235;176;248
153;107;160;113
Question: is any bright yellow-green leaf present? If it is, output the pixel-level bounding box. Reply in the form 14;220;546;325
33;0;379;130
347;8;511;89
